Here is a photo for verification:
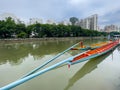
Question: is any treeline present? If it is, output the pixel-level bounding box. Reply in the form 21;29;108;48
0;17;107;38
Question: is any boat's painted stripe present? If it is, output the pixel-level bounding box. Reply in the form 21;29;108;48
70;40;119;65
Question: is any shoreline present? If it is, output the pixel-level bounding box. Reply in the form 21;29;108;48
0;37;105;42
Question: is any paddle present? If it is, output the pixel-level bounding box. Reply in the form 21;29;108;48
21;41;80;78
0;57;74;90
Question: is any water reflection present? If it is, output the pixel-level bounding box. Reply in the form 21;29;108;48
64;51;113;90
0;39;107;65
0;41;77;65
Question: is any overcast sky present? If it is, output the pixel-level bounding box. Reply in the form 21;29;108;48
0;0;120;27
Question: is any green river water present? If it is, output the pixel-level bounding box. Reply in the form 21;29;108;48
0;39;120;90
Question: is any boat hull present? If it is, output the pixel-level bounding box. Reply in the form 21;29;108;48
69;40;119;65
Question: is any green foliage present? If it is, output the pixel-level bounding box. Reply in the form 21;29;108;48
110;31;120;36
17;32;27;38
0;17;108;39
0;17;16;38
15;23;26;38
69;17;79;25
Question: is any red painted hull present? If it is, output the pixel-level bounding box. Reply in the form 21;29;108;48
71;40;119;63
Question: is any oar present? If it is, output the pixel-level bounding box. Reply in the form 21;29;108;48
21;42;80;78
0;57;73;90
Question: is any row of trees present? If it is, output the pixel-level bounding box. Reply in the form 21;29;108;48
0;17;107;38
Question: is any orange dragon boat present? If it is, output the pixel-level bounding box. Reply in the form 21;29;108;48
69;40;120;65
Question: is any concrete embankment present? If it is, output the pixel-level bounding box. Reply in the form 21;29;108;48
0;37;106;42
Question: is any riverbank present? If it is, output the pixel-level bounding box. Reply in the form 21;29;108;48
0;37;106;42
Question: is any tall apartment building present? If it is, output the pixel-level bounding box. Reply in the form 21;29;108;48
91;14;98;30
104;24;120;32
79;14;98;30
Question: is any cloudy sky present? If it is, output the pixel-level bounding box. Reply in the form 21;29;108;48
0;0;120;27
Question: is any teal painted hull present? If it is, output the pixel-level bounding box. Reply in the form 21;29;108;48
70;42;119;65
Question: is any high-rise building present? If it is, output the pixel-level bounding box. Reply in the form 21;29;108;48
90;14;98;30
79;14;98;30
104;24;119;32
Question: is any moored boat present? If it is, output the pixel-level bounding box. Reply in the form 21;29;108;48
69;40;119;65
71;41;109;50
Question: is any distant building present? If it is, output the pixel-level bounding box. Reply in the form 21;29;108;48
119;27;120;32
79;18;91;29
104;24;119;32
78;14;98;30
0;13;22;24
29;18;43;25
46;19;55;24
91;14;98;30
58;19;71;25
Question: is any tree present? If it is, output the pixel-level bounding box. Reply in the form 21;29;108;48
15;23;26;38
69;17;79;25
0;17;16;38
0;18;107;38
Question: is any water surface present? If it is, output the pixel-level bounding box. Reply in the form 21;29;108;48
0;39;120;90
